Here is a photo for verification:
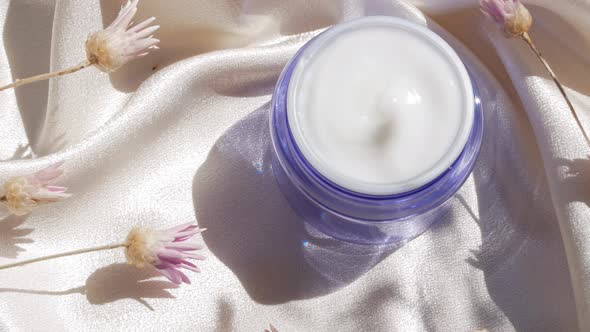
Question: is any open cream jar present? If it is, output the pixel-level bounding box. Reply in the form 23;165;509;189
270;16;483;245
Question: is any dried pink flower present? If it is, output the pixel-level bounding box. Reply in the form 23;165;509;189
0;162;71;216
480;0;590;144
480;0;532;36
0;0;160;92
125;223;206;284
86;0;160;72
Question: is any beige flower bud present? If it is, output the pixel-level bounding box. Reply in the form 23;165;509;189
125;227;159;268
480;0;532;37
503;3;532;37
85;0;159;72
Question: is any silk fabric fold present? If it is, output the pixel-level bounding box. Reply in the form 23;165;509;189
0;1;588;330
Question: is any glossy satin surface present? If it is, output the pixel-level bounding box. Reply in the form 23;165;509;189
0;1;589;331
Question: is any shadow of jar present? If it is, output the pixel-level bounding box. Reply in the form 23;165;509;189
192;104;402;304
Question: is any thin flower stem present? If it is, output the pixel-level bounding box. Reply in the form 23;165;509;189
521;32;590;146
0;242;126;271
0;59;93;92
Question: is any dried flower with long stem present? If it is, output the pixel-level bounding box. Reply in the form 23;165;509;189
480;0;590;145
0;162;71;216
0;0;159;92
0;222;206;285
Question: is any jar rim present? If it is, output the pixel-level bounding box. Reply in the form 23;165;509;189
286;16;475;195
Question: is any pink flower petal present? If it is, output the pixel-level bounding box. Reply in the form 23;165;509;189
33;162;64;184
165;242;203;251
184;253;207;260
128;17;156;33
157;248;185;260
173;228;204;239
178;270;191;284
111;0;139;30
134;25;160;39
180;261;201;273
157;265;182;284
480;0;523;24
46;186;67;193
158;255;183;265
166;222;195;234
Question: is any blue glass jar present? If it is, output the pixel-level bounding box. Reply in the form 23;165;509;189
270;17;483;245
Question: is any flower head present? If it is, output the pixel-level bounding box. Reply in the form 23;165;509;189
125;222;206;284
85;0;160;72
0;162;71;216
480;0;532;37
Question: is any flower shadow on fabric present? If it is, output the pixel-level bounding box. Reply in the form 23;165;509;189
0;263;178;311
213;298;236;332
0;215;33;259
466;89;578;330
0;134;66;160
336;283;401;331
0;144;34;161
556;156;590;207
193;104;401;304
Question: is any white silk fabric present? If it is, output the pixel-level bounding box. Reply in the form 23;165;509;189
0;0;589;331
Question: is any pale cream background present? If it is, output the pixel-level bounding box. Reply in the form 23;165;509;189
0;0;589;331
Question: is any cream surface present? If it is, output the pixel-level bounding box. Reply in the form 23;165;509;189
288;17;474;195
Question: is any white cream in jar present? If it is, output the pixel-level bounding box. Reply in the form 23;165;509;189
287;17;474;195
